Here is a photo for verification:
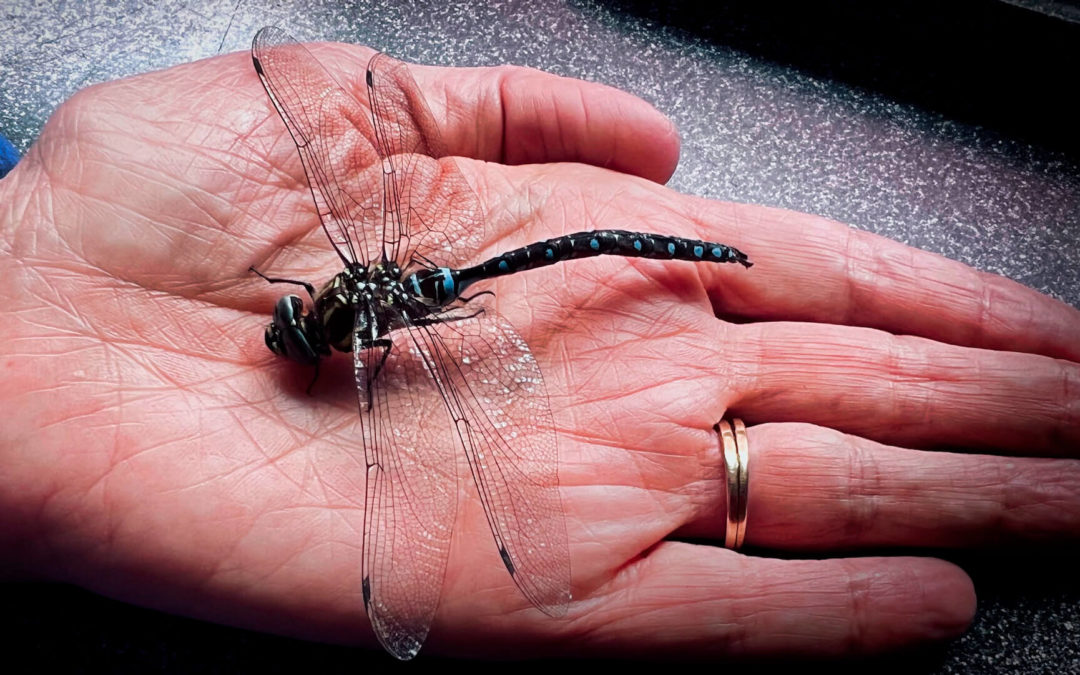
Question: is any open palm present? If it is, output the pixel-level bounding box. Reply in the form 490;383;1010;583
1;39;1077;660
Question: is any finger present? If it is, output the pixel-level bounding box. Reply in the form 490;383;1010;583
566;542;973;658
480;168;1078;361
723;320;1079;455
688;200;1080;362
306;42;680;182
683;423;1080;550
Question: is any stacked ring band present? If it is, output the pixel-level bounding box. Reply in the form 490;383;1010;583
717;418;749;550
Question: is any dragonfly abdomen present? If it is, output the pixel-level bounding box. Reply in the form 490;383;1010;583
478;229;749;276
407;230;750;306
436;229;750;300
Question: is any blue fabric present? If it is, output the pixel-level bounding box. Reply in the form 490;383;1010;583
0;133;19;178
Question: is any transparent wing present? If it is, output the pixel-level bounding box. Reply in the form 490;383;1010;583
354;308;458;660
356;304;570;659
409;305;572;615
252;29;488;270
365;53;487;271
252;26;381;264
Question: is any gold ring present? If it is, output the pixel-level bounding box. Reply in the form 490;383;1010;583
717;418;749;550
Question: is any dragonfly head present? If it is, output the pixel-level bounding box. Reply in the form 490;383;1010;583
265;294;328;365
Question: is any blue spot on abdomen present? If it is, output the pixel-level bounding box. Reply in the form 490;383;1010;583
633;240;642;251
667;242;676;255
590;238;600;250
693;245;704;258
498;260;510;272
440;269;455;298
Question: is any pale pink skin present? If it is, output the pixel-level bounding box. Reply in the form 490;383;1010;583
1;42;1077;659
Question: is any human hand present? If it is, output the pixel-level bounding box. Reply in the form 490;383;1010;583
0;40;1076;659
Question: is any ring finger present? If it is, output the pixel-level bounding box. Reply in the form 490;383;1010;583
682;421;1080;549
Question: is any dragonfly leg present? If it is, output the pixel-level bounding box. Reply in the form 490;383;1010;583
306;359;321;395
456;290;495;305
249;265;317;302
365;339;394;410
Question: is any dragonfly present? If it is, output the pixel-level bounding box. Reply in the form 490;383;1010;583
249;26;751;660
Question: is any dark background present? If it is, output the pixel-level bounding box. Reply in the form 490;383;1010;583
1;0;1078;671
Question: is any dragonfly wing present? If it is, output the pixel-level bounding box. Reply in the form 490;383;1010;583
354;308;458;660
252;26;383;265
409;306;572;615
364;53;487;271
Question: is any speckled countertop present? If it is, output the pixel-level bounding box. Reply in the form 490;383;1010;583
1;0;1077;672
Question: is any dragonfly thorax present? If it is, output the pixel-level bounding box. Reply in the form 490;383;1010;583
311;266;369;353
264;261;448;365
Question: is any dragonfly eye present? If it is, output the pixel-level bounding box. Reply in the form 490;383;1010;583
264;322;287;356
268;294;325;364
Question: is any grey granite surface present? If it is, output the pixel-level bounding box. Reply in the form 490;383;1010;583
1;0;1077;672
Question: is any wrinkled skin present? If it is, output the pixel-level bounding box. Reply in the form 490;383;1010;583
0;42;1078;659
